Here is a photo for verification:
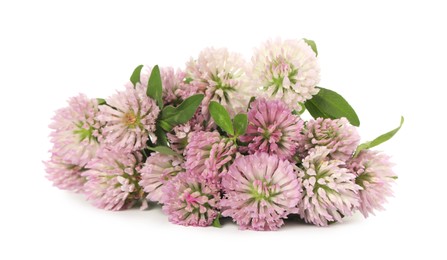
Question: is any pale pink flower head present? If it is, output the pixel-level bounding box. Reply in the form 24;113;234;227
251;38;320;111
98;85;160;152
184;131;237;182
297;146;361;226
186;47;253;116
220;153;301;231
161;172;220;227
83;149;145;211
240;98;304;161
302;117;360;161
139;152;184;203
45;94;101;192
44;155;87;193
48;94;101;165
348;150;396;217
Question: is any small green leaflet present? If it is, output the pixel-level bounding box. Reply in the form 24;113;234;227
73;127;93;142
303;38;318;56
130;65;144;87
354;116;404;157
159;94;204;131
154;125;168;146
212;213;221;228
147;65;163;109
97;98;107;105
184;77;193;84
147;146;179;156
233;113;248;137
209;101;234;136
305;87;360;127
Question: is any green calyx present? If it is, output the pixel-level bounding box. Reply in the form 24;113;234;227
210;73;236;103
267;60;298;95
355;172;373;188
65;164;87;172
306;164;335;195
249;180;279;203
73;122;97;143
321;129;336;139
262;129;271;139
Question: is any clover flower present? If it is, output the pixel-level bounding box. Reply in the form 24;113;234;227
45;94;101;192
240;98;303;160
83;149;145;211
185;131;237;182
220;153;301;231
302;117;360;160
98;85;159;152
251;38;320;110
186;47;252;116
297;146;360;226
139;152;184;203
348;150;396;217
161;172;220;227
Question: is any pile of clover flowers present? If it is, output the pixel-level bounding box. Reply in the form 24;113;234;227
45;38;403;231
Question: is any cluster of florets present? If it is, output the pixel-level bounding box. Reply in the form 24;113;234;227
45;38;398;230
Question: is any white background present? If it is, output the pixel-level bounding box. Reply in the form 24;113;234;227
1;0;445;259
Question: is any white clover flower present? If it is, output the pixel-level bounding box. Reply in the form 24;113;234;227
251;38;320;111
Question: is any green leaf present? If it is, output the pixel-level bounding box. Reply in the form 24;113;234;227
147;65;163;109
157;120;172;132
184;77;193;84
305;87;360;126
147;146;179;156
303;100;328;118
354;116;404;157
130;65;144;87
97;98;107;105
160;94;204;131
154;125;168;146
233;113;248;137
209;101;234;136
303;38;318;56
212;214;221;228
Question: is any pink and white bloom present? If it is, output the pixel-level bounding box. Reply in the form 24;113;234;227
251;38;320;110
302;117;360;161
83;149;145;211
44;155;87;193
139;152;184;203
186;47;252;116
98;85;159;152
240;98;303;161
161;172;220;227
297;146;361;226
48;94;101;165
348;150;396;217
45;94;101;192
185;131;237;182
221;153;301;231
